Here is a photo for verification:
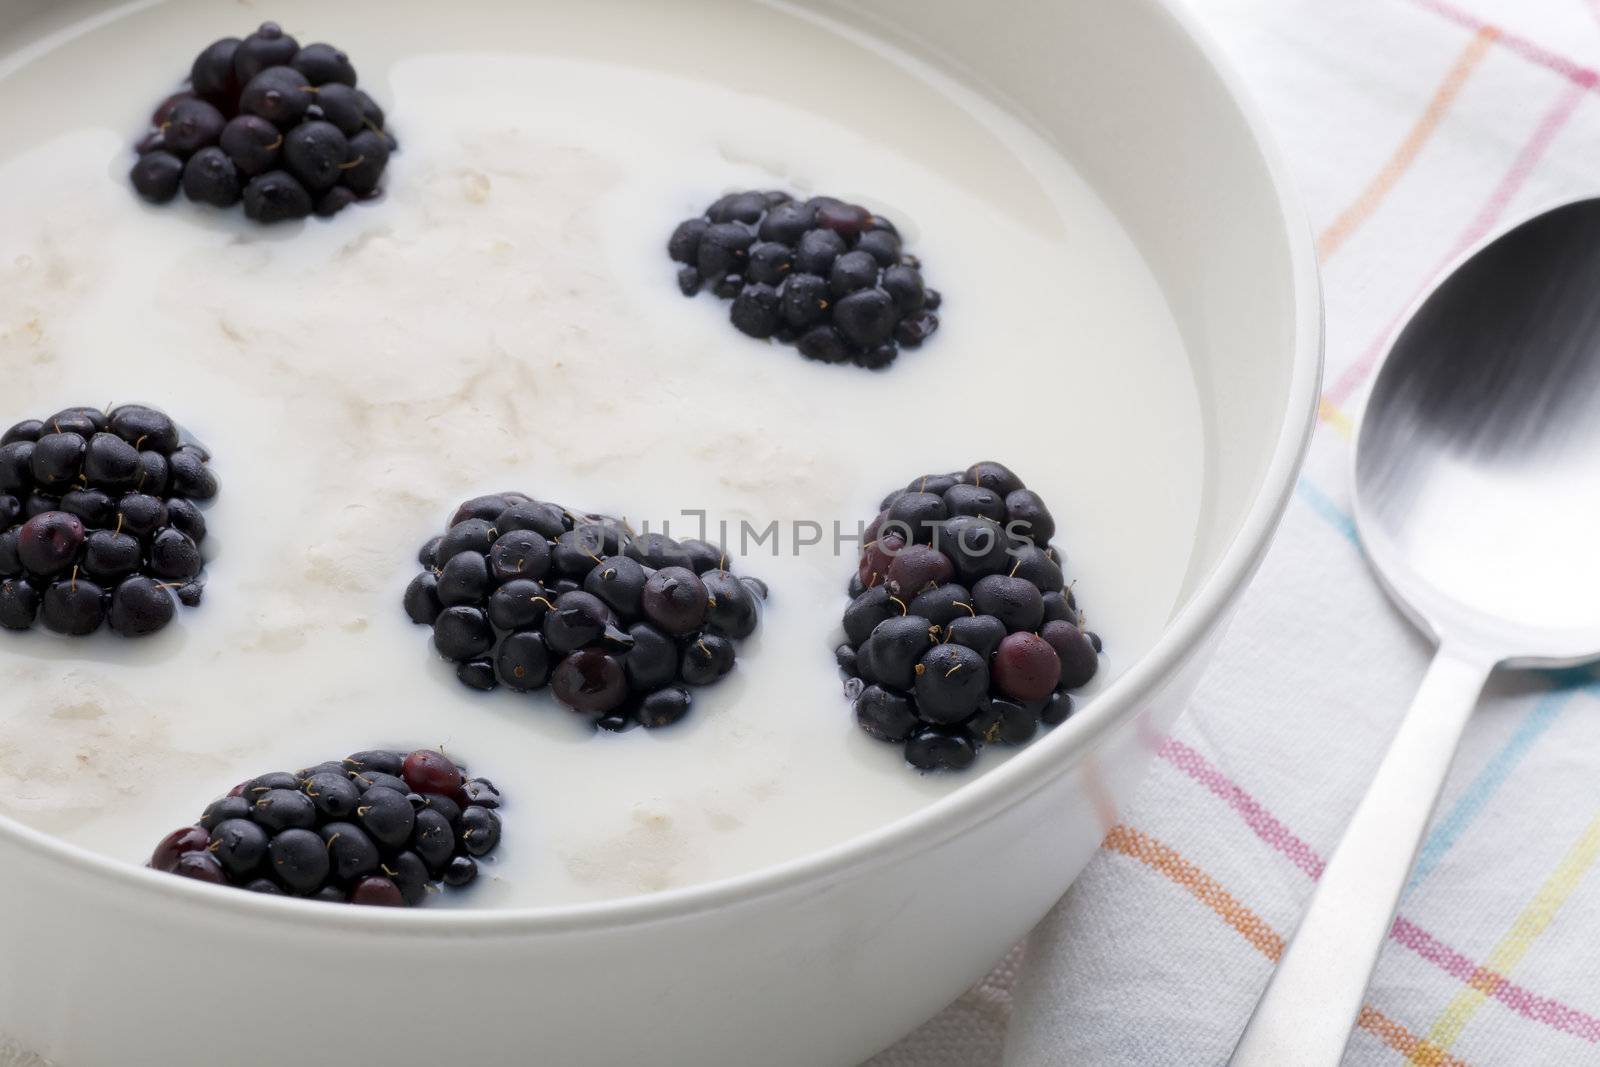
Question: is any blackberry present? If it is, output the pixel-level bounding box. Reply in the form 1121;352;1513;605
884;544;953;600
411;808;456;869
219;115;282;177
0;408;215;641
130;151;184;204
108;576;177;636
1041;620;1099;690
30;434;87;490
858;614;938;692
131;24;394;221
291;43;357;87
992;632;1061;702
152;747;503;905
636;685;692;728
584;555;647;616
190;38;242;103
181;147;241;207
283;120;350;192
972;575;1044;632
312;83;366;135
320;824;380;882
150;825;212;872
40;578;106;636
840;464;1102;770
401;748;464;797
730;284;781;338
0;577;40;631
913;643;989;724
173;851;228;884
17;512;85;575
432;605;493;661
701;569;760;639
944;483;1006;522
487;579;551;632
854;684;918;743
543;590;615;654
668;190;939;368
455;804;502;857
403;572;441;625
905;727;977;772
163;98;227;156
340;129;391;197
906;583;973;628
407;494;767;730
234;23;299;84
118;494;167;539
242;170;313;223
551;647;628;715
623;622;678;692
642;567;708;636
884;491;947;544
842;584;897;646
680;633;735;686
625;531;692;571
437;551;491;606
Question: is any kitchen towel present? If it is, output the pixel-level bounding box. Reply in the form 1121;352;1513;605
878;0;1600;1064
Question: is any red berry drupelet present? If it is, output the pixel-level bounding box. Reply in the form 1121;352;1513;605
839;461;1103;771
404;493;768;731
0;404;216;639
129;22;396;222
149;748;503;905
668;191;940;369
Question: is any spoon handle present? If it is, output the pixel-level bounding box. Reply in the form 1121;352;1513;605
1230;644;1493;1067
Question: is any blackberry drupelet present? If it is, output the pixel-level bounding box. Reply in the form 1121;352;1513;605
0;404;216;640
406;495;768;731
150;747;503;906
668;191;940;369
838;462;1103;771
129;22;395;221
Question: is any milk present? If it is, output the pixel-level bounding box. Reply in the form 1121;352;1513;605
0;0;1204;906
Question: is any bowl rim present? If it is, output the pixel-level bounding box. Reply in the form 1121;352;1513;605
0;0;1324;935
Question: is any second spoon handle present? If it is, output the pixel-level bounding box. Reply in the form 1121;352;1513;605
1230;643;1493;1067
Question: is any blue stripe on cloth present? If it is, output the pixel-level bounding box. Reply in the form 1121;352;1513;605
1289;477;1600;894
1294;477;1359;547
1406;675;1600;895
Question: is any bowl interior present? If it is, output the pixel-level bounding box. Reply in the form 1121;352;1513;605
0;0;1319;925
830;0;1307;603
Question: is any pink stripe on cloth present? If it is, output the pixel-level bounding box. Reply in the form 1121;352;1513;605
1389;917;1600;1043
1409;0;1600;88
1153;734;1600;1046
1323;80;1588;406
1157;738;1326;879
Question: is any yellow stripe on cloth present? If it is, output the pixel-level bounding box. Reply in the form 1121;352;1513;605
1410;812;1600;1062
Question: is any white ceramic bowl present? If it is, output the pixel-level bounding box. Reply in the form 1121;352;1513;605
0;1;1320;1064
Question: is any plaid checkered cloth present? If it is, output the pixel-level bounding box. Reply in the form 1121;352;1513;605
877;1;1600;1063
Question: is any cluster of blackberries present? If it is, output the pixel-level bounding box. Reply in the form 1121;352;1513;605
0;405;215;638
838;462;1102;771
151;748;502;905
404;493;767;731
668;190;940;369
129;22;394;222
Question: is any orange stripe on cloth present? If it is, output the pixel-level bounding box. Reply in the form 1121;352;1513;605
1103;825;1481;1066
1317;26;1498;261
1103;824;1284;961
1357;1006;1474;1067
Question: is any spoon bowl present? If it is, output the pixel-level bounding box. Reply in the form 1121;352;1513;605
1235;196;1600;1066
1357;196;1600;663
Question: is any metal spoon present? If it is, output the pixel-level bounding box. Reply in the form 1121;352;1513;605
1232;196;1600;1066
